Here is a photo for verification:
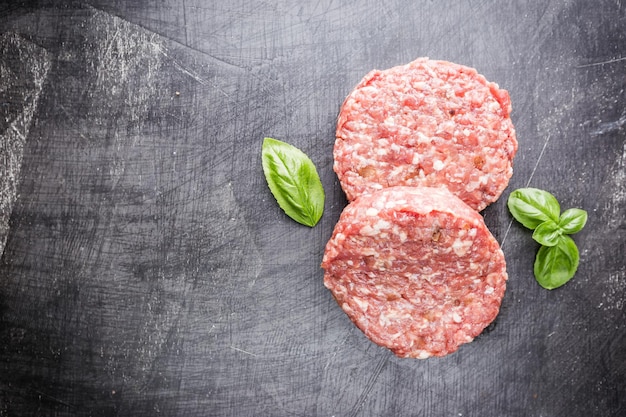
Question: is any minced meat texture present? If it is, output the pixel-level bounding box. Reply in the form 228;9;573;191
334;57;518;211
321;186;508;358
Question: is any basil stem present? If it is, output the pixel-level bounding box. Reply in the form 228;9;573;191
261;137;325;227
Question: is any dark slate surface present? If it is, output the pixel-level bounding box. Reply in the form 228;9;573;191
0;1;624;416
0;32;49;257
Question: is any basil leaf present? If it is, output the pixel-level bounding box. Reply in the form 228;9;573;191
261;137;325;227
507;188;561;229
558;208;588;235
533;235;580;290
532;220;562;247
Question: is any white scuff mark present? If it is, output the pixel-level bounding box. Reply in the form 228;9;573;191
600;270;626;311
524;133;552;189
501;133;552;248
83;10;166;190
230;346;257;357
158;47;233;99
606;140;626;230
9;124;27;141
598;141;625;312
0;33;51;256
161;48;210;87
89;13;164;125
591;114;626;136
323;331;351;372
575;56;626;68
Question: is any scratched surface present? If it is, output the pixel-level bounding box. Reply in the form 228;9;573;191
0;33;50;258
0;1;624;416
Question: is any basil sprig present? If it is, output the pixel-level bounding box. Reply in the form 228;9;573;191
508;188;587;290
261;137;325;227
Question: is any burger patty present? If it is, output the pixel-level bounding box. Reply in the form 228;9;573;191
334;57;517;211
321;186;508;358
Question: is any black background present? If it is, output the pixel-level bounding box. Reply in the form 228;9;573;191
1;1;625;416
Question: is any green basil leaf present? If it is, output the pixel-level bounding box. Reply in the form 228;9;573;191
532;220;562;247
533;235;580;290
261;137;325;227
558;208;588;235
507;188;561;230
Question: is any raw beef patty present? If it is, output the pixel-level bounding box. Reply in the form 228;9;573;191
321;186;508;358
334;57;517;211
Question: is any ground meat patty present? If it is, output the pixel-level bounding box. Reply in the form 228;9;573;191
334;57;517;211
321;186;507;358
